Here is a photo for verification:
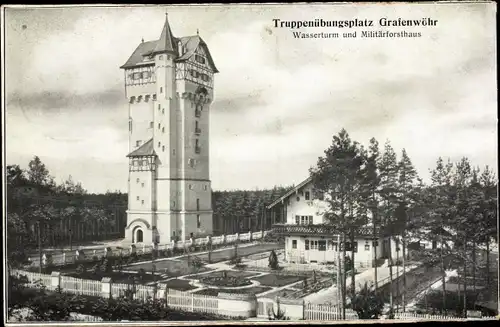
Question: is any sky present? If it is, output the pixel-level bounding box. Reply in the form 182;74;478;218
4;3;497;194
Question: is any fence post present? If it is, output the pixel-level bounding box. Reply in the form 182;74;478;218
51;271;61;290
157;283;167;300
101;277;112;299
191;293;195;312
62;252;66;265
302;300;306;320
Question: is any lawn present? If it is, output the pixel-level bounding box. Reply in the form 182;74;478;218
193;286;272;296
252;273;303;287
124;259;213;277
165;279;197;291
175;243;282;264
184;270;262;280
63;271;165;285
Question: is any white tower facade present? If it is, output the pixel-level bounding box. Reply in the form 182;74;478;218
121;14;218;244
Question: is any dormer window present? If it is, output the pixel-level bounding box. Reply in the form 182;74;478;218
195;54;206;64
130;96;136;104
152;94;157;101
137;95;143;102
145;95;150;102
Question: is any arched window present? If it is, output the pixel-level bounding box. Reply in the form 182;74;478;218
136;229;143;243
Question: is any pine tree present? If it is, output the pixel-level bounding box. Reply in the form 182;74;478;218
309;129;366;318
479;166;497;289
396;148;418;311
378;141;399;313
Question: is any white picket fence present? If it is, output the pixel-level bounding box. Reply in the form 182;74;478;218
36;230;271;266
394;312;497;321
11;269;224;317
304;303;358;320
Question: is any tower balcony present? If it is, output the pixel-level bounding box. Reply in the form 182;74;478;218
195;128;201;135
195;109;201;118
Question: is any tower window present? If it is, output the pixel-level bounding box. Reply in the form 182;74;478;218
158;104;161;110
173;201;176;208
158;142;161;148
204;185;208;191
173;149;176;155
162;145;165;152
136;178;139;183
141;200;144;205
136;196;139;200
158;123;161;129
189;184;193;190
162;127;165;133
129;96;135;103
162;108;165;114
153;94;157;101
137;95;142;102
149;121;153;128
160;87;163;93
196;199;200;211
141;183;144;187
197;215;201;228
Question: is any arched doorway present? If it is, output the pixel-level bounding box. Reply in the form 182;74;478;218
132;226;143;243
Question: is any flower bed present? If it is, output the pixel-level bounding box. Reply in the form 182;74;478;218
252;274;302;287
184;270;261;280
193;286;272;296
199;274;252;288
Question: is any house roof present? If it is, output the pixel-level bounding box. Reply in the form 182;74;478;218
266;176;312;209
152;14;177;55
120;17;219;73
126;139;156;157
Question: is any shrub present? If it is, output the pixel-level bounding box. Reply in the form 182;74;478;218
268;250;279;270
76;264;86;274
349;282;384;319
268;299;290;320
229;255;242;266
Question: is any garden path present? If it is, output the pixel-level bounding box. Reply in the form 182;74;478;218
305;264;419;305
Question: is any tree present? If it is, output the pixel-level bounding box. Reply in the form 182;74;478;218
350;282;385;319
428;157;454;314
360;138;381;291
378;141;399;313
27;156;54;188
310;129;366;318
396;148;418;311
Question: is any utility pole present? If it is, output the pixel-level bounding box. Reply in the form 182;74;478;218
38;221;42;273
336;234;341;316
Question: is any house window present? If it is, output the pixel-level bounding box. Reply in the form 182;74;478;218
292;240;297;249
309;216;313;224
150;121;153;128
300;216;305;225
299;190;304;196
318;240;326;252
197;215;201;228
353;242;358;253
310;241;318;250
295;215;300;225
305;240;309;250
305;191;310;200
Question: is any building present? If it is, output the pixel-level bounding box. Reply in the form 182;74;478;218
267;177;399;267
120;14;218;244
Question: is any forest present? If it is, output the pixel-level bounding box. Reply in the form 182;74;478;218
6;156;290;256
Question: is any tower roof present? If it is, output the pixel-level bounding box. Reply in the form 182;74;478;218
126;139;156;157
152;13;177;55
